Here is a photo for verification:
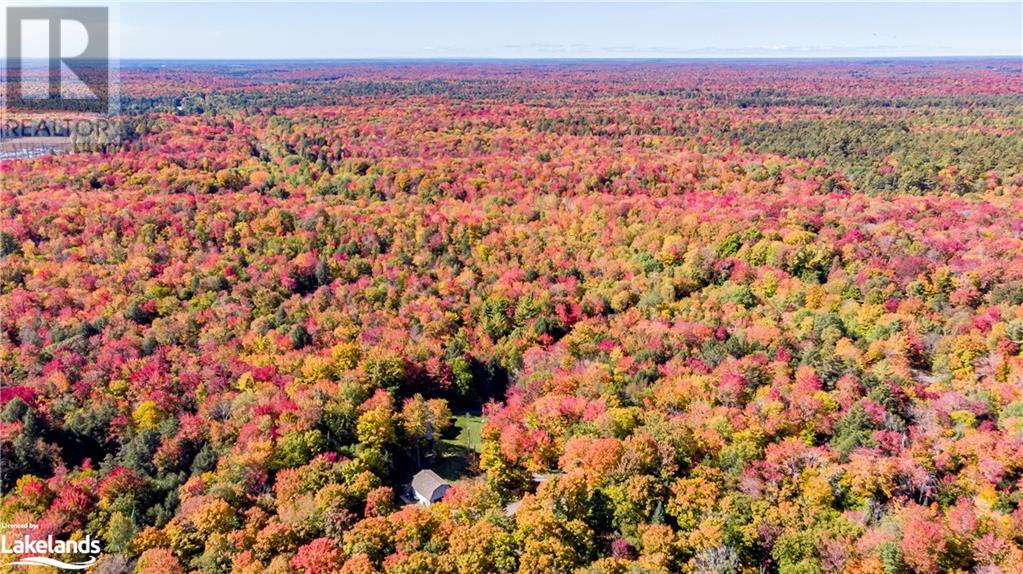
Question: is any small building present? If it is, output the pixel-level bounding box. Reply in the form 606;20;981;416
504;499;523;517
531;472;558;483
411;469;450;506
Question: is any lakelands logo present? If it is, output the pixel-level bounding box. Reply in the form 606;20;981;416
0;533;100;570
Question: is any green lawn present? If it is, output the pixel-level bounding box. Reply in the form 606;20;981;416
429;411;484;482
443;411;484;453
432;452;471;482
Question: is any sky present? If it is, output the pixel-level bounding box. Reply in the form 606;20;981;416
10;1;1023;60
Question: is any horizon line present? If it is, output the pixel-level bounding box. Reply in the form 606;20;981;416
109;55;1022;62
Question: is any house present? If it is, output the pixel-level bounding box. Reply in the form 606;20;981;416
530;472;558;483
504;499;522;517
411;469;449;506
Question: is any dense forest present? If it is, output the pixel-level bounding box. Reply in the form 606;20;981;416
2;60;1023;573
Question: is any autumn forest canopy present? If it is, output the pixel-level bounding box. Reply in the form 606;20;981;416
2;59;1023;574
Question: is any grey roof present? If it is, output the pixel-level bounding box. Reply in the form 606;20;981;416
411;469;449;498
504;500;523;516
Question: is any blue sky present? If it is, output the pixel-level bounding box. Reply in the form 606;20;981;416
110;2;1022;59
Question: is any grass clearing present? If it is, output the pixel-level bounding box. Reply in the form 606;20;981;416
443;411;484;453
